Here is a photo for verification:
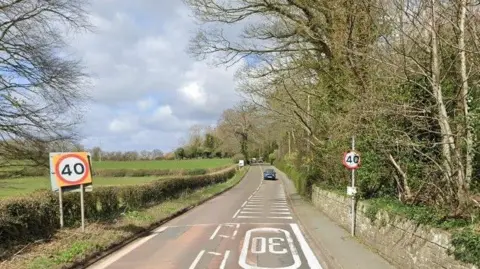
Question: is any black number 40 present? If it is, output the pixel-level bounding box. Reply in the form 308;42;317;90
61;163;85;176
346;155;360;164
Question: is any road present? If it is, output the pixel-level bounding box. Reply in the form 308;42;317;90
89;165;324;269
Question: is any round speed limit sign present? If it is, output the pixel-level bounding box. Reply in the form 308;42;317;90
54;153;92;186
343;151;361;170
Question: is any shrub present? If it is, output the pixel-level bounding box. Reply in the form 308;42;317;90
186;168;208;176
232;153;245;164
0;166;237;259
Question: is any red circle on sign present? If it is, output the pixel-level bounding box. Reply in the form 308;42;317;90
342;151;361;170
54;153;90;185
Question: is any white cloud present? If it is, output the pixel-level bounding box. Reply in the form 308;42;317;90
108;117;139;133
137;98;156;111
178;82;207;106
68;0;243;152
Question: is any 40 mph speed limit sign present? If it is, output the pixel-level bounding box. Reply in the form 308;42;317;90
343;150;361;170
53;152;92;187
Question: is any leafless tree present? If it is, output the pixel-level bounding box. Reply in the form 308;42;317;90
0;0;92;168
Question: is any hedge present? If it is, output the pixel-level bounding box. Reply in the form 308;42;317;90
0;165;234;178
0;166;237;259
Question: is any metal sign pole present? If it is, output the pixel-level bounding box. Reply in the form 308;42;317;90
351;136;356;236
59;187;64;228
80;184;85;232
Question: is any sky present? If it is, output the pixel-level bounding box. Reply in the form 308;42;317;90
69;0;242;152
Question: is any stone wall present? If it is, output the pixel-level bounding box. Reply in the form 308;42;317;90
311;186;477;269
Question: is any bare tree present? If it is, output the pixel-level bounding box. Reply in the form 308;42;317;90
0;0;91;168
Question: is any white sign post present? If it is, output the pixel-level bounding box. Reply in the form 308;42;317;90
342;136;361;236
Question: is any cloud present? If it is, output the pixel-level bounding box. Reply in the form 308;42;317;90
70;1;242;151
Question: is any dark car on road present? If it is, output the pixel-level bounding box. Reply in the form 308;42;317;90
263;168;276;180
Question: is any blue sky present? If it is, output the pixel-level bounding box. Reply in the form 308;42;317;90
67;0;242;152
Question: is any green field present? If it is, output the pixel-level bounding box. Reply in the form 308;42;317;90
93;158;232;170
0;159;233;198
0;176;167;198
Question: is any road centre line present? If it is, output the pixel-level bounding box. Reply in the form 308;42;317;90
209;225;221;240
89;226;168;269
232;224;239;237
188;250;205;269
290;223;323;268
219;250;230;269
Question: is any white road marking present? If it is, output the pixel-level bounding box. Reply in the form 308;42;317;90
89;227;167;269
268;216;293;219
232;209;241;218
248;194;254;199
290;223;323;269
209;225;221;240
239;227;301;269
271;208;290;211
270;212;291;215
208;251;221;256
244;205;262;207
219;235;230;238
189;250;205;269
272;205;289;208
241;201;247;207
237;216;259;218
240;211;262;214
220;250;230;269
233;224;239;237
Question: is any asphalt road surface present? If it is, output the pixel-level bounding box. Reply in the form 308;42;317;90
89;165;323;269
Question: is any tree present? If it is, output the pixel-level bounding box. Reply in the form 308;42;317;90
184;0;480;215
175;147;185;159
0;0;91;168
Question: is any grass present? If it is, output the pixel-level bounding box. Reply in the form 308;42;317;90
94;158;232;170
1;167;248;269
0;176;165;199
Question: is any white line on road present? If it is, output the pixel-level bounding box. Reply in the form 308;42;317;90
240;211;262;214
232;224;239;238
244;205;262;207
219;235;230;238
268;216;293;219
269;212;291;215
241;201;247;207
237;216;259;218
220;250;230;269
188;250;205;269
271;208;290;211
208;251;221;256
89;226;168;269
209;225;221;240
290;223;323;269
232;209;241;218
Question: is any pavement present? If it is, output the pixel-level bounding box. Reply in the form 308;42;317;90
88;165;396;269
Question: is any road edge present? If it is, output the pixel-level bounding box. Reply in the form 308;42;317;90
70;166;250;269
275;166;344;269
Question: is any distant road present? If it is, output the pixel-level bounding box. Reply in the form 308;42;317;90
89;165;323;269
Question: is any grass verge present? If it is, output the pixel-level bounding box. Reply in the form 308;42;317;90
0;166;248;269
